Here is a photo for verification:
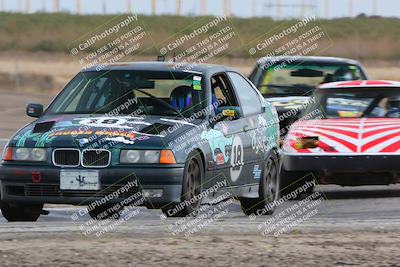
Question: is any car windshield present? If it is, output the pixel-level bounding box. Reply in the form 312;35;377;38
258;63;365;97
303;88;400;119
47;70;205;117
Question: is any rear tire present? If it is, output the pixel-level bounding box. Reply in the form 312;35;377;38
162;151;204;217
240;152;279;216
0;202;43;222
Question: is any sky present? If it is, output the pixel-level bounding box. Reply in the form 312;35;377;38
2;0;400;19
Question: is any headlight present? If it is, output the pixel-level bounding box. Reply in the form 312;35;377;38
10;147;48;162
294;136;319;149
124;150;140;163
15;148;30;160
120;150;175;164
144;150;160;163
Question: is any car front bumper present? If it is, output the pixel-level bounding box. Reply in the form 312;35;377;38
0;164;185;207
282;153;400;172
281;153;400;185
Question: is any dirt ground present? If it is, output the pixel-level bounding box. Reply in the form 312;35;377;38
0;230;397;267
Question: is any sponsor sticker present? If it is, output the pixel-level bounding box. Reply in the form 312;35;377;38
253;165;262;179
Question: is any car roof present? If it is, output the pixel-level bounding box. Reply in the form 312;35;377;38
83;61;235;75
256;56;362;66
318;80;400;89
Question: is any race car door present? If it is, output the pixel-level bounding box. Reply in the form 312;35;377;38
206;73;253;188
226;71;267;186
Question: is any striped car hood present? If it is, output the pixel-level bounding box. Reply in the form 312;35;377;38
283;118;400;154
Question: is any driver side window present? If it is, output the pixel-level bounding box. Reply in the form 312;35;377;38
227;72;263;117
211;73;240;109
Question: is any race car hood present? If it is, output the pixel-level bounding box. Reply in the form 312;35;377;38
8;114;200;150
267;96;311;114
283;118;400;154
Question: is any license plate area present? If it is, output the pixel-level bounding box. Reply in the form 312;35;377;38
60;170;100;190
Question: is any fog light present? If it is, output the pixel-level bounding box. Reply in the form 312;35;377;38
142;189;163;198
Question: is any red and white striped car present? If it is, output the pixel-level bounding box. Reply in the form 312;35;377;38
279;80;400;194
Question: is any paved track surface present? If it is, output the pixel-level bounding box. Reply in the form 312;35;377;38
0;184;399;232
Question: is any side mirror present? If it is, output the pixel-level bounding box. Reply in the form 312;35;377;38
26;103;43;118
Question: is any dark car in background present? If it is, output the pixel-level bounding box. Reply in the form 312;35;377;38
249;56;369;137
0;62;280;221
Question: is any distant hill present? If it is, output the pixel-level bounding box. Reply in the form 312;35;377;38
2;12;400;60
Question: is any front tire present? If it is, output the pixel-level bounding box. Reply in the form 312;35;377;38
162;151;204;217
240;153;279;216
0;202;43;222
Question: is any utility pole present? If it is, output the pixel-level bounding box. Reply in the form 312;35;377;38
42;0;46;12
300;0;305;17
372;0;377;15
127;0;132;13
200;0;206;16
276;0;281;19
76;0;81;14
252;0;256;17
348;0;353;17
176;0;181;16
0;0;3;12
18;0;22;13
223;0;231;17
324;0;329;18
151;0;156;15
25;0;30;13
102;0;107;15
53;0;60;13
